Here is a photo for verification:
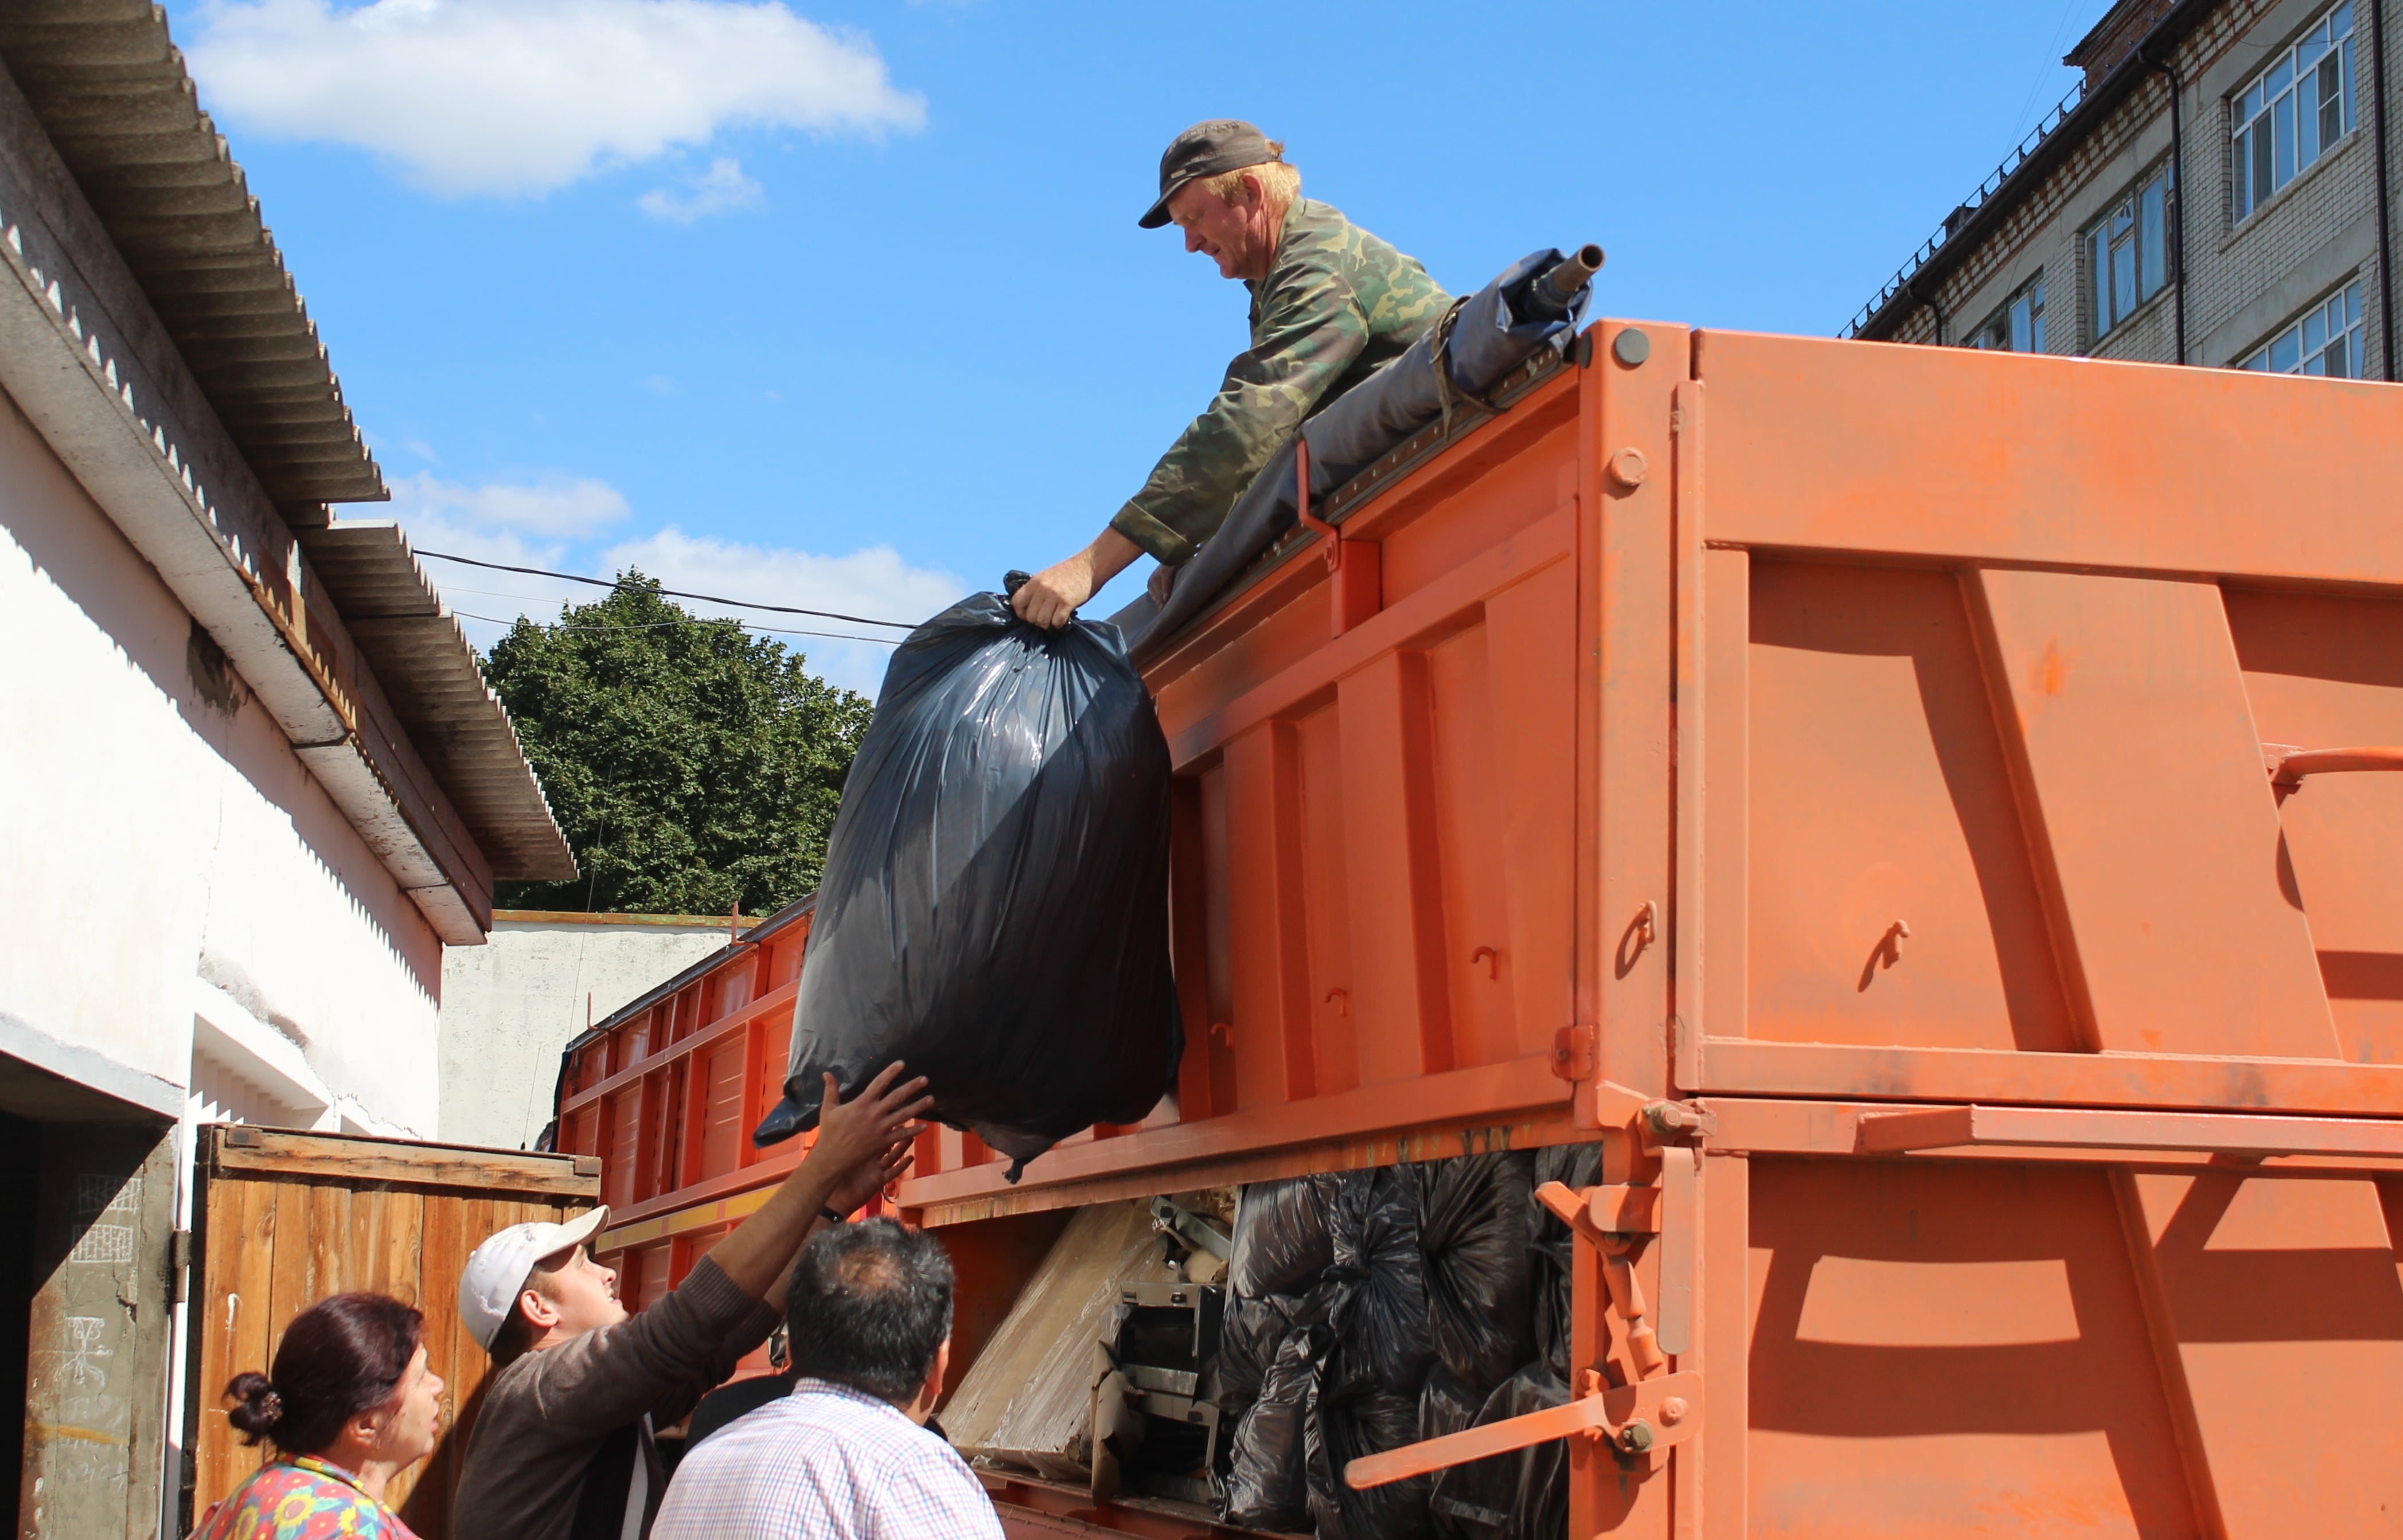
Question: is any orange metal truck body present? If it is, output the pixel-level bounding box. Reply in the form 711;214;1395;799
561;322;2403;1537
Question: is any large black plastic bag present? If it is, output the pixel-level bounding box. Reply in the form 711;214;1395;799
1222;1326;1323;1531
1324;1166;1435;1400
1306;1386;1432;1540
750;586;1181;1174
1418;1363;1482;1443
1220;1288;1333;1412
1231;1172;1352;1298
1429;1365;1572;1540
1417;1153;1538;1398
1530;1143;1604;1378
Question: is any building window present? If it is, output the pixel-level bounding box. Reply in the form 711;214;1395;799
1968;275;2047;352
2233;1;2357;220
2087;166;2171;341
2240;280;2365;376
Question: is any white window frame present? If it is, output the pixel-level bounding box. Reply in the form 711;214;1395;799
2086;165;2172;343
2240;279;2365;376
1968;273;2048;353
2232;1;2358;221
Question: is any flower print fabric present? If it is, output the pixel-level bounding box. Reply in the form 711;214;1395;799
192;1454;419;1540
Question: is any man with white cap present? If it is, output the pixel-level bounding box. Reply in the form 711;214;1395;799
450;1062;931;1540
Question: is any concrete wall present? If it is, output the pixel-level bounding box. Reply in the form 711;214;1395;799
0;384;444;1134
438;913;748;1151
1885;0;2394;378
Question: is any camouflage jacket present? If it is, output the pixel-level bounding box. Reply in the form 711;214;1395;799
1111;198;1451;565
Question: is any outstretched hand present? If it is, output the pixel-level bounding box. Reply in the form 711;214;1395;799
824;1132;919;1217
810;1064;932;1180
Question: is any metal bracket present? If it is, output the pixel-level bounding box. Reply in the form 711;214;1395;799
1147;1195;1232;1261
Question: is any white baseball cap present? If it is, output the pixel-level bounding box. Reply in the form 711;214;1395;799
457;1206;611;1351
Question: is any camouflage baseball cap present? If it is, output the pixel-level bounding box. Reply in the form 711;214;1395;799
1138;119;1279;229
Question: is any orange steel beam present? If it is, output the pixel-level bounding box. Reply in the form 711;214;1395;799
1345;1370;1701;1490
1855;1103;2403;1158
896;1050;1569;1210
1697;1096;2403;1171
1682;1035;2403;1115
558;980;797;1116
910;1099;1586;1229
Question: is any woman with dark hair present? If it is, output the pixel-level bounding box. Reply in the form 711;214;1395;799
195;1292;447;1540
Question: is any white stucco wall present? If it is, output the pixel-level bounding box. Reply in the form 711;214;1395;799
0;383;443;1132
439;914;744;1150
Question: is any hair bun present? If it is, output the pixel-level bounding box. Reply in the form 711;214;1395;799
225;1371;285;1436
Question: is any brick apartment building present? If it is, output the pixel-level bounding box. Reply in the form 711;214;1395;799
1850;0;2395;383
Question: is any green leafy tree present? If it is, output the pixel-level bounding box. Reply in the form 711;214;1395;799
482;573;875;916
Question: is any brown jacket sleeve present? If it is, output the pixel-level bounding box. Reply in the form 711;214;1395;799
508;1257;778;1437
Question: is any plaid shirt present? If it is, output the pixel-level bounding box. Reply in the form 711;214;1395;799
653;1378;1002;1540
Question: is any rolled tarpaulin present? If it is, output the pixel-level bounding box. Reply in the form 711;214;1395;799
1109;247;1592;655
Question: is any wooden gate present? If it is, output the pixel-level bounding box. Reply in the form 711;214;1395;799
184;1126;599;1537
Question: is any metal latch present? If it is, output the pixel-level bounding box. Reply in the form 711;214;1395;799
1341;1173;1703;1493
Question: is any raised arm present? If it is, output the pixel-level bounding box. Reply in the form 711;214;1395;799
707;1063;931;1300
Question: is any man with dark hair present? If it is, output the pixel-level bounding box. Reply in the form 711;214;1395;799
451;1064;931;1540
651;1218;1001;1539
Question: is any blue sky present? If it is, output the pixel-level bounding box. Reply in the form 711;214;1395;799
164;0;2103;694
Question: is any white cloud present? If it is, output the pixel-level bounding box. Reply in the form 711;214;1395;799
389;471;631;537
638;156;764;222
600;527;962;694
182;0;926;197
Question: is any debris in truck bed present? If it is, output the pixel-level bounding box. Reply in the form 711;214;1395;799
943;1202;1176;1480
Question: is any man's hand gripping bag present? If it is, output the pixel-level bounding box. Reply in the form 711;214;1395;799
752;580;1182;1177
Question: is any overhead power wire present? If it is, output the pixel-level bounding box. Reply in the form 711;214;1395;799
415;548;921;631
448;607;900;647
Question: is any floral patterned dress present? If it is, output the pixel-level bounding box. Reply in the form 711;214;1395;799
194;1455;419;1540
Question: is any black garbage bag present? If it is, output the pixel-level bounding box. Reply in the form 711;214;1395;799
1230;1172;1353;1298
750;583;1181;1175
1429;1364;1572;1540
1324;1166;1435;1400
1417;1153;1537;1398
1306;1386;1432;1540
1222;1325;1324;1531
1418;1362;1483;1443
1530;1143;1605;1378
1219;1287;1335;1412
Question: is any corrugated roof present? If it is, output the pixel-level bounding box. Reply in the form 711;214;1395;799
0;0;383;510
299;521;578;883
0;2;577;888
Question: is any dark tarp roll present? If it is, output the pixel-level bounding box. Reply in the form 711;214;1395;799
1418;1363;1483;1444
1428;1364;1572;1540
1416;1152;1537;1398
1306;1387;1431;1540
1230;1172;1352;1298
750;588;1181;1174
1109;249;1590;656
1530;1143;1605;1378
1323;1166;1435;1401
1221;1325;1324;1532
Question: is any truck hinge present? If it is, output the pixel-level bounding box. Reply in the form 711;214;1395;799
1551;1023;1597;1082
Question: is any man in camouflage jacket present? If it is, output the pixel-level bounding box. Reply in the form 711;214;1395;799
1012;121;1451;628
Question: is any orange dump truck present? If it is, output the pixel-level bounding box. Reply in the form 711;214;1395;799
556;319;2403;1538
